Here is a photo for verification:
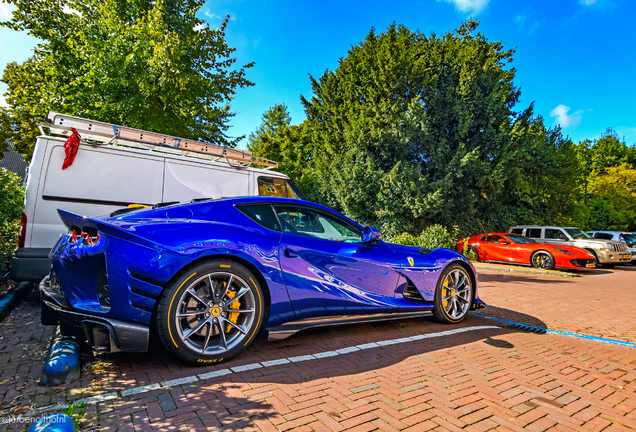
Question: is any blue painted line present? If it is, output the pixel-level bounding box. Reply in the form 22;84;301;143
28;413;75;432
471;312;636;349
0;282;32;322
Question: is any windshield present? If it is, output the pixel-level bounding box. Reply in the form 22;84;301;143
623;234;636;247
507;235;537;244
258;176;305;200
564;228;592;239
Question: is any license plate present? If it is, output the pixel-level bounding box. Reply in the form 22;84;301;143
624;254;631;260
586;263;595;268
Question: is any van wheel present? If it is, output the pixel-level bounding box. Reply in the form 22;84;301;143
530;251;555;270
432;264;473;324
156;260;265;365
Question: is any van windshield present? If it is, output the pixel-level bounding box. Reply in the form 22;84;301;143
257;176;305;200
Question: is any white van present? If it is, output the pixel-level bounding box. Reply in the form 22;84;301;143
12;113;302;281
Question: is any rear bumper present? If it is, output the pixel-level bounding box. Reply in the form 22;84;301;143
11;248;52;281
40;276;149;353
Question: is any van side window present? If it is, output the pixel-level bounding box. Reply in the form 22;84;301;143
237;204;280;231
526;228;542;238
258;176;301;199
510;228;523;235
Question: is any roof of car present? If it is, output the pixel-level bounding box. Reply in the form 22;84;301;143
588;230;634;235
510;226;579;229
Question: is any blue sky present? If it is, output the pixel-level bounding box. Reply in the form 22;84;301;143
1;0;634;149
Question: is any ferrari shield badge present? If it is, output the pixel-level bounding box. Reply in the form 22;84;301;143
407;257;415;267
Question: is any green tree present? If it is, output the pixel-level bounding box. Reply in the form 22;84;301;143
0;0;254;160
586;164;636;231
302;20;537;235
246;103;291;154
0;169;24;271
248;104;317;200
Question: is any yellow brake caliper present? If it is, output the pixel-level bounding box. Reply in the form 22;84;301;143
442;278;449;309
225;289;240;333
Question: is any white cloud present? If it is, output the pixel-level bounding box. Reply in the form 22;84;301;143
0;95;8;108
580;0;597;5
194;23;206;32
441;0;490;14
0;2;16;20
550;104;584;128
204;10;236;21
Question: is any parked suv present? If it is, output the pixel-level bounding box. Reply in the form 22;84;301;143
587;231;636;265
508;226;630;266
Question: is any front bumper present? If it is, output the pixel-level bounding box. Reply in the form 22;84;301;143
40;276;149;353
596;249;631;264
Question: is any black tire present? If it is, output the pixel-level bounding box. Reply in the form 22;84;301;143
432;263;473;324
156;260;265;365
530;251;555;270
466;246;480;262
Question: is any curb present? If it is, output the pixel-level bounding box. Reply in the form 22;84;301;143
40;327;81;387
28;413;75;432
0;281;34;322
473;263;580;278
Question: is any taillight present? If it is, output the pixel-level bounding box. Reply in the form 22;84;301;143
69;226;99;246
17;213;27;248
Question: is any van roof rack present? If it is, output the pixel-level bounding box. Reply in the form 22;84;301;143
39;112;278;169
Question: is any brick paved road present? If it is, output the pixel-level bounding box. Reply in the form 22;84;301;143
1;268;635;431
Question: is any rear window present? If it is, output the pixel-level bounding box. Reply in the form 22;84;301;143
526;228;542;238
237;204;280;231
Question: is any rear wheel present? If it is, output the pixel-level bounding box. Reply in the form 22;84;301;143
156;260;265;365
466;246;480;262
530;251;555;270
432;264;473;324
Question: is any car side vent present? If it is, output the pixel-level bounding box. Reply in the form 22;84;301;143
403;282;424;301
419;247;432;255
95;267;110;308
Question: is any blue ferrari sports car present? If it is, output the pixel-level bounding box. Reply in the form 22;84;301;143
42;197;483;364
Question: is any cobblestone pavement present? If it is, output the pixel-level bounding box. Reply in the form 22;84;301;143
0;268;635;431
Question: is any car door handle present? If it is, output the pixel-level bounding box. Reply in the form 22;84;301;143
284;248;298;258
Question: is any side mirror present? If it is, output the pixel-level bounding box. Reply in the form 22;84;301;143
362;226;382;243
498;239;510;245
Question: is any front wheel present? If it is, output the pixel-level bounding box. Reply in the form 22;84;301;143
530;251;555;270
432;264;473;324
156;260;265;365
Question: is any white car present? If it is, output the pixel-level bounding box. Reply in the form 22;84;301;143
587;231;636;265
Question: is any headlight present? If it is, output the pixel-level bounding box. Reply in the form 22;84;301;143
554;247;576;256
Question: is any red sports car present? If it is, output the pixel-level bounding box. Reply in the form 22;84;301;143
457;233;596;270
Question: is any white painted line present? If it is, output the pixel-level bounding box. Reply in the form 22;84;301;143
336;346;360;354
262;358;290;367
162;376;199;387
198;369;232;380
21;325;501;418
230;362;263;373
121;383;161;397
288;355;316;362
313;351;339;358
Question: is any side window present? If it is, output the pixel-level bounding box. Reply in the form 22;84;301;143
510;228;523;235
237;204;280;231
257;176;301;199
482;235;504;243
545;229;567;240
595;233;614;240
274;206;362;243
526;228;542;238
